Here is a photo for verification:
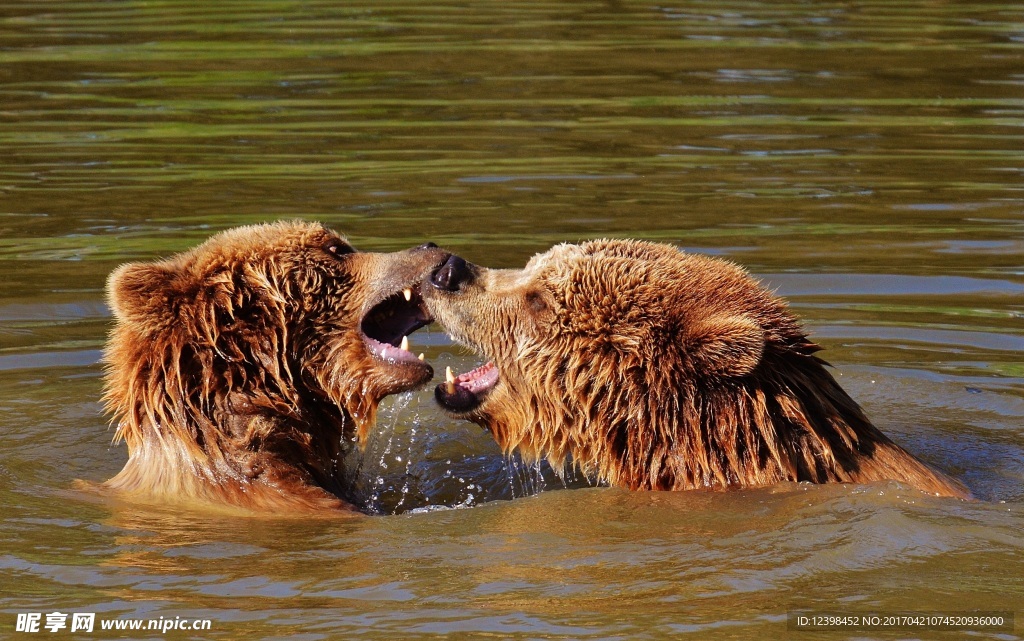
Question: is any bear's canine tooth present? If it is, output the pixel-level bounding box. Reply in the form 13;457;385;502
418;353;425;361
445;366;456;394
401;336;409;352
403;287;413;301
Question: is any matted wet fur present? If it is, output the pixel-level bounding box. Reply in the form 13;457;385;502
101;221;449;514
424;240;969;498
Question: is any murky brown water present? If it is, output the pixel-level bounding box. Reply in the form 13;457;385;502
1;1;1022;638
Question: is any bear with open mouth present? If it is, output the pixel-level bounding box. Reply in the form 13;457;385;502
101;221;450;514
423;240;969;499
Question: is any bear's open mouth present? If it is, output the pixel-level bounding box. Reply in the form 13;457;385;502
361;286;433;368
435;361;499;414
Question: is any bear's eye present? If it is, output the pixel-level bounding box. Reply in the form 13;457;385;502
323;238;355;259
525;290;549;314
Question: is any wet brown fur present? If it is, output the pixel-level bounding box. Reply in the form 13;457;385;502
102;221;448;514
425;240;969;498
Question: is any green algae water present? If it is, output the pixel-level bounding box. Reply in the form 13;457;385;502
1;1;1022;638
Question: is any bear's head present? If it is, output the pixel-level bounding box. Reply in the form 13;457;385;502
423;239;969;498
422;239;816;483
105;221;450;462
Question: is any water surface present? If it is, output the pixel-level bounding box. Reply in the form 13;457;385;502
1;1;1022;638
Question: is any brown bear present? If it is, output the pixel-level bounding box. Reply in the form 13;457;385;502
423;240;969;498
101;221;450;514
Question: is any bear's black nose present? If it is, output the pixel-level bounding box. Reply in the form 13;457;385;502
430;255;472;291
416;242;439;250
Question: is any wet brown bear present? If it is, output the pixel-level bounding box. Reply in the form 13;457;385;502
424;240;969;498
102;221;449;514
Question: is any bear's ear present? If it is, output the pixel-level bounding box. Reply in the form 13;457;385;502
684;314;765;378
107;261;179;325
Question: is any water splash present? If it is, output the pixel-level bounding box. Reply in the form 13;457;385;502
503;454;547;499
392;416;419;512
343;390;417;514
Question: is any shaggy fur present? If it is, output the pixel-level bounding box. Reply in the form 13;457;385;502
425;240;969;498
102;222;448;514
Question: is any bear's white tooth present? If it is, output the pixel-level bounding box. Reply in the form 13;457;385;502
445;366;456;394
418;353;425;361
403;288;413;301
401;336;409;352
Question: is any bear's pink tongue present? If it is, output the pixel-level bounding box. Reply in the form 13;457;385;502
436;361;497;413
461;362;497;391
365;334;424;364
445;361;498;394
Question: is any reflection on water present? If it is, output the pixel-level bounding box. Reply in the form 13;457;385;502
0;0;1022;638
